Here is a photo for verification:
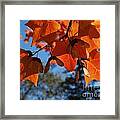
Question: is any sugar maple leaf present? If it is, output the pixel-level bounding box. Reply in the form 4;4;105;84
20;49;43;86
70;21;79;36
56;20;69;31
20;49;33;58
51;40;68;56
89;48;100;60
24;74;39;86
78;20;100;39
89;25;100;39
36;30;64;46
85;48;100;85
52;37;90;59
25;20;47;45
32;27;41;46
45;20;61;35
31;21;48;46
91;38;100;49
25;20;61;46
71;44;88;59
80;36;99;52
25;20;48;30
67;37;90;59
91;20;100;29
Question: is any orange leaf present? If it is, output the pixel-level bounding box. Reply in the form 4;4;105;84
78;20;94;37
56;20;69;31
89;25;100;39
37;31;64;46
91;20;100;29
31;21;48;46
20;49;30;58
20;56;43;79
85;61;100;85
32;27;41;46
20;49;43;85
70;21;79;36
25;20;61;46
52;40;68;56
78;20;100;39
85;48;100;85
72;45;88;59
66;37;90;59
89;48;100;70
81;36;98;52
89;48;100;60
39;21;48;36
58;54;77;71
52;37;90;59
25;20;44;30
26;20;60;34
92;38;100;48
69;36;90;48
45;20;61;35
24;74;38;86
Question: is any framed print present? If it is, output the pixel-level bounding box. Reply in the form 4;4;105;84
0;0;119;119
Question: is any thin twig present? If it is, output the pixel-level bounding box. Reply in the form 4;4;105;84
32;45;48;56
66;20;72;36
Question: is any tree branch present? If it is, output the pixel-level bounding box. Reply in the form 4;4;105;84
59;20;72;40
31;20;72;57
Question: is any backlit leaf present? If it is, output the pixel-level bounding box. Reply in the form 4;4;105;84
37;31;64;46
58;54;77;71
20;49;43;86
78;20;100;39
52;40;68;56
85;48;100;84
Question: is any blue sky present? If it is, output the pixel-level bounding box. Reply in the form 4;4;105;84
20;20;74;80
